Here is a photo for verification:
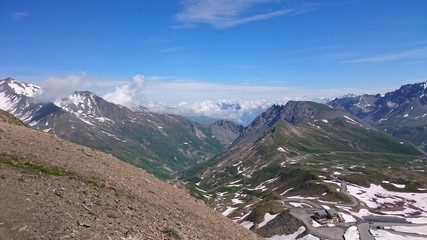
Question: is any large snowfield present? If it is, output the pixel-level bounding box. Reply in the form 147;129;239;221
346;183;427;217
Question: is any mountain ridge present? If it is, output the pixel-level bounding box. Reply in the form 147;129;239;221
329;81;427;152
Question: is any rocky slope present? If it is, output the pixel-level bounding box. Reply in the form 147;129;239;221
0;111;260;240
0;109;26;127
329;81;427;152
0;78;242;179
209;120;244;146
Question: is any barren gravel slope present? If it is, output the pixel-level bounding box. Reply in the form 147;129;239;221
0;120;261;240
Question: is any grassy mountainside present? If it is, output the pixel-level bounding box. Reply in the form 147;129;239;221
182;101;426;232
48;111;224;179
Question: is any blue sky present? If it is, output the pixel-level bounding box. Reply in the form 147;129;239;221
1;0;427;123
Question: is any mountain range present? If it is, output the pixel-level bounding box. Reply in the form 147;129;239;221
182;100;426;238
0;78;243;179
329;81;427;153
1;77;426;239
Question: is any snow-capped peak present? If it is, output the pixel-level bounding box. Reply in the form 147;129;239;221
53;91;97;114
1;78;40;97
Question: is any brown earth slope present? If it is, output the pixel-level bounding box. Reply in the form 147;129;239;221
0;109;26;127
0;114;260;240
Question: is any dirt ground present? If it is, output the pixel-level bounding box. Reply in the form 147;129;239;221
0;120;261;240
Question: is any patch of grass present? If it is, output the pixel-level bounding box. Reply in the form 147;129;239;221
85;176;140;202
261;191;283;201
288;181;329;197
381;181;421;192
162;226;183;240
320;188;351;203
341;174;372;187
342;171;386;187
87;177;107;188
241;188;266;198
81;189;89;195
187;183;208;200
94;200;102;206
247;200;284;224
306;101;333;111
248;162;281;185
0;153;73;176
126;192;138;201
217;185;240;194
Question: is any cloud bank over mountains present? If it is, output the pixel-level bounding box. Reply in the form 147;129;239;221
145;99;274;125
25;73;411;126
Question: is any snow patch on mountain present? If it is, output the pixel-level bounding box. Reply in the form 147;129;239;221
343;226;359;240
240;221;254;229
385;225;427;236
251;176;279;191
259;213;279;228
0;92;17;110
347;183;427;217
222;206;237;216
266;226;318;240
371;229;426;240
7;79;40;97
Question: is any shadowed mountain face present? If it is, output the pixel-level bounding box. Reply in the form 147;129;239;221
182;101;426;236
0;78;243;179
329;81;427;152
0;110;260;240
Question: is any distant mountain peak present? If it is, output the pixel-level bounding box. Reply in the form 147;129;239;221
329;81;427;152
0;78;40;97
280;101;344;126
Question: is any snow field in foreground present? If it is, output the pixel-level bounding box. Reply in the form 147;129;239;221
343;226;359;240
370;229;427;240
267;226;320;240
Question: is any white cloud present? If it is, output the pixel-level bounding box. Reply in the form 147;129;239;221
175;0;293;28
344;47;427;63
141;77;375;104
135;74;418;125
11;11;30;21
34;73;408;125
137;76;388;124
34;73;87;103
147;99;271;124
103;74;145;107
